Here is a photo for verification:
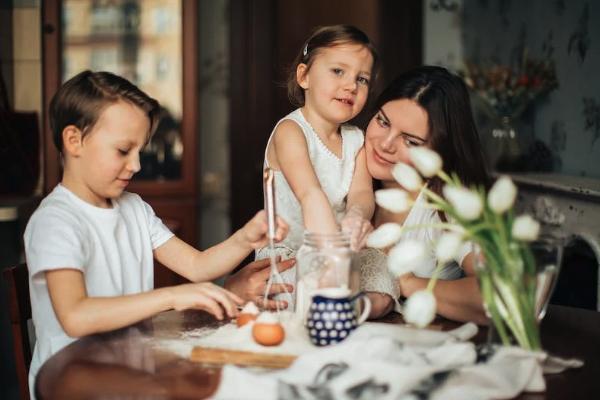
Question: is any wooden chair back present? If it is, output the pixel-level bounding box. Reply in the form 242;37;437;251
2;263;32;400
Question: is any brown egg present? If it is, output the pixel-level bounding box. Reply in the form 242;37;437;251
236;313;258;327
252;322;285;346
236;301;260;327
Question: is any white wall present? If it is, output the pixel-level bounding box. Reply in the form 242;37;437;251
198;0;231;250
423;0;464;72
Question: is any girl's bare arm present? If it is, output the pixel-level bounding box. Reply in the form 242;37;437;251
271;120;338;233
345;148;375;219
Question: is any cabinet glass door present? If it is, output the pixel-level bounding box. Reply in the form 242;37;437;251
61;0;184;181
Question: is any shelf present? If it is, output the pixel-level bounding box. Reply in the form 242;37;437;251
500;172;600;200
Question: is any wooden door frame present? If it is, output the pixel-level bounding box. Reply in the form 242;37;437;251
229;0;278;231
41;0;61;194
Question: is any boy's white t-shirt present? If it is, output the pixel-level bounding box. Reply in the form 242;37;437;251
23;184;174;394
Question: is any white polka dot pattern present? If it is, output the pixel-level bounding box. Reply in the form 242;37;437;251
306;294;360;346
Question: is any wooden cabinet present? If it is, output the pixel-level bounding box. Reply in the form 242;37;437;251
42;0;198;288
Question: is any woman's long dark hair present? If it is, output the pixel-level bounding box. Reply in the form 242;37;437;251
368;66;489;195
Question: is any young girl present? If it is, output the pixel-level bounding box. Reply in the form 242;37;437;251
256;25;377;308
24;70;288;393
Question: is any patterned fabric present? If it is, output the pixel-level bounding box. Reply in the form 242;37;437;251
357;248;399;300
306;293;360;346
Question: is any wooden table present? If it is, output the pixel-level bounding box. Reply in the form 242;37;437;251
35;305;600;399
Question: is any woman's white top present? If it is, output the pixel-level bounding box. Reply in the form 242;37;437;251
360;189;472;301
398;189;471;280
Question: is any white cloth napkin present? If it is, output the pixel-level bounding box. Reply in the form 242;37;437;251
213;322;547;400
542;354;584;374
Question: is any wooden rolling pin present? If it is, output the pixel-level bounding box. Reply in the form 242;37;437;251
190;347;296;369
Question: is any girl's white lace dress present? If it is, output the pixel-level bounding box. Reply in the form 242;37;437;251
256;108;364;305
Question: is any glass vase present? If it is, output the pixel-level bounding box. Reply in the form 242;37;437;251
531;234;564;322
492;116;523;172
478;234;563;350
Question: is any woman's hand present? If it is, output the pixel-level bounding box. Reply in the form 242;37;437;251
398;272;424;298
366;292;394;319
224;257;295;310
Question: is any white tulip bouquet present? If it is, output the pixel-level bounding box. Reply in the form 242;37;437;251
367;147;543;351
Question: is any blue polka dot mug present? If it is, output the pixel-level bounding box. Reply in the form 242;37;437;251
306;288;371;346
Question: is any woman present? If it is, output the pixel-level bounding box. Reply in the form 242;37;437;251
359;65;490;324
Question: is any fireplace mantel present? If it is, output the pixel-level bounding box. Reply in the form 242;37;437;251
498;172;600;200
505;172;600;311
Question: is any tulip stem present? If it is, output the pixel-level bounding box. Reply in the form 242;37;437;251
400;223;465;234
436;170;452;185
426;260;443;292
422;186;446;206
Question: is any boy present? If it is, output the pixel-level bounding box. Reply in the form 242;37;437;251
24;70;288;393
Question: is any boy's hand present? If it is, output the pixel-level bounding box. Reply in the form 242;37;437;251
341;206;373;251
241;210;289;250
169;282;244;320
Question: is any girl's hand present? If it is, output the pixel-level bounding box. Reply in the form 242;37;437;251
169;282;244;320
224;257;296;310
341;206;373;251
241;210;289;250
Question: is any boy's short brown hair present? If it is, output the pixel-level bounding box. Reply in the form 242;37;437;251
49;70;160;152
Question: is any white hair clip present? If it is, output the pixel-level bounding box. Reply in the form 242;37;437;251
303;44;308;57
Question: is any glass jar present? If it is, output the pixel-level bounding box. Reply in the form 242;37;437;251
295;232;352;320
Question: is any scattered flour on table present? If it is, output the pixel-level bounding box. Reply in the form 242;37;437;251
152;311;315;358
